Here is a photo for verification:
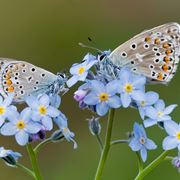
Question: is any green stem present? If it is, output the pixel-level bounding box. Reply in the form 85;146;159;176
34;138;52;154
16;163;35;178
136;152;143;172
111;139;129;146
94;109;115;180
96;134;103;150
135;150;171;180
26;144;43;180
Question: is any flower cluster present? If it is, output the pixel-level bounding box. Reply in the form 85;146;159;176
0;93;76;161
67;51;179;164
0;94;76;147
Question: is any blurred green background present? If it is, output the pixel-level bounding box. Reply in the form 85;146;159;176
0;0;180;179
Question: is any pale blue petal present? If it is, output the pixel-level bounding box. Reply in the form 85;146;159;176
121;93;131;108
32;111;42;122
145;106;157;119
133;122;141;138
15;130;29;146
139;124;147;138
25;122;41;134
90;80;105;94
21;108;31;122
6;110;19;123
131;90;145;101
145;91;159;105
140;146;147;162
154;99;165;111
66;76;78;87
145;139;157;150
77;72;88;81
54;112;68;129
132;76;146;89
163;136;178;150
107;96;121;108
50;94;61;108
119;68;131;83
39;94;49;107
25;96;39;109
143;118;157;128
96;102;109;116
3;94;13;106
1;123;17;135
139;107;145;120
129;138;141;151
69;63;83;74
106;80;119;95
47;106;60;117
164;120;179;136
0;116;5;127
160;115;171;121
164;104;177;115
83;92;99;105
41;116;53;131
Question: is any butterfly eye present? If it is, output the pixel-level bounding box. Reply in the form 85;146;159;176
99;54;106;61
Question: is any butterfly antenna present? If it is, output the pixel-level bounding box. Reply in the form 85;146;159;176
78;42;103;54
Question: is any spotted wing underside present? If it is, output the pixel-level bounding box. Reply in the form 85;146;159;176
0;58;58;102
109;22;180;84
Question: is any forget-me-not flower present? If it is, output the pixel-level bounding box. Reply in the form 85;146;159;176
117;68;146;108
129;122;157;162
83;80;121;116
144;99;177;128
0;147;21;166
163;120;180;151
26;94;60;131
1;108;42;146
66;53;98;87
0;94;16;127
54;112;77;149
136;91;159;119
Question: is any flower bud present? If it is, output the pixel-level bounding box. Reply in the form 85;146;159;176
87;117;101;136
172;154;180;173
51;130;64;142
74;90;87;102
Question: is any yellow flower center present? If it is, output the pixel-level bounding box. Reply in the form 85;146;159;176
99;93;109;102
124;83;133;93
176;132;180;140
139;137;146;144
78;67;85;74
0;106;5;115
39;106;47;115
16;120;25;129
140;101;146;107
157;111;163;117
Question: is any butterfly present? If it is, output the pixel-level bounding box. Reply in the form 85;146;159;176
108;22;180;84
0;58;67;103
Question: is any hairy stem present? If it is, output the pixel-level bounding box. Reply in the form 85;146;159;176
26;144;43;180
94;109;115;180
16;163;35;178
135;150;171;180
